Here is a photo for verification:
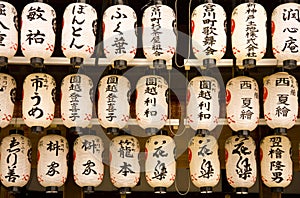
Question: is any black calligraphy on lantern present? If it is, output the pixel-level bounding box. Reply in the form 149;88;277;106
105;76;119;122
151;140;169;180
198;159;214;179
0;4;9;47
46;161;60;176
82;160;97;175
268;137;286;183
232;137;253;180
0;4;6;16
152;160;167;180
144;77;160;118
5;137;21;182
275;93;291;118
118;139;134;158
69;5;87;49
245;3;259;57
202;4;218;55
150;5;164;56
81;139;101;154
26;30;45;45
68;75;82;121
118;162;135;176
27;6;46;21
47;140;63;156
197;80;213;120
240;83;254;121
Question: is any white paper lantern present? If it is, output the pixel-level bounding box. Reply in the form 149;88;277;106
231;2;267;67
37;131;68;193
260;135;292;190
0;1;18;59
21;2;56;61
263;72;298;130
61;3;97;60
226;76;259;132
0;73;16;128
61;74;93;129
98;75;130;134
110;135;140;194
272;3;300;68
187;76;220;132
103;5;137;68
73;135;104;192
191;3;227;67
142;4;176;66
22;73;56;132
188;135;220;193
145;134;176;193
136;75;168;134
225;135;257;194
0;131;31;192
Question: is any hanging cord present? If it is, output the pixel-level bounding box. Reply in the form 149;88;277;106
174;167;191;195
174;0;193;68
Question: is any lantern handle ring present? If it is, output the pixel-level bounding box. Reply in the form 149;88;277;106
174;168;191;195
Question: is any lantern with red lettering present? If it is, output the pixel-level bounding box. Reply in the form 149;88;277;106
0;74;16;128
142;1;176;68
103;4;137;69
22;73;56;132
261;133;292;192
73;132;104;193
263;72;298;129
188;132;220;193
226;76;259;132
110;133;140;194
98;75;130;134
231;2;267;68
187;76;220;131
225;135;257;194
37;130;68;193
61;74;93;129
145;130;176;194
61;2;97;66
0;1;18;65
136;75;168;135
0;130;31;193
272;2;300;69
21;1;56;66
191;3;226;67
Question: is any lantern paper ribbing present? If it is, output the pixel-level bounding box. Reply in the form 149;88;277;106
226;76;259;132
37;133;68;189
260;135;292;189
136;75;168;133
263;72;298;129
272;3;300;65
103;5;137;64
73;135;104;188
191;3;226;65
225;135;257;191
22;73;56;129
0;74;16;128
110;135;140;191
142;5;176;63
0;133;31;189
145;135;176;192
61;3;97;60
0;1;18;59
61;74;93;128
231;2;267;66
21;2;56;60
187;76;220;131
188;135;220;191
98;75;130;131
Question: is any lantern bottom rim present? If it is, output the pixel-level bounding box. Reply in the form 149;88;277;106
83;186;94;194
46;186;58;193
8;187;21;194
31;126;44;133
154;187;167;194
200;187;213;193
119;187;131;194
271;187;283;193
236;187;248;194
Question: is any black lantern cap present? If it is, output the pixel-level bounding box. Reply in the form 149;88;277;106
156;129;168;136
237;130;250;137
31;126;44;133
283;60;297;70
46;186;58;193
9;187;21;194
83;186;94;194
145;128;159;136
196;129;209;137
119;187;131;194
111;0;127;5
200;187;213;193
70;57;83;67
9;129;24;136
203;58;216;68
274;128;287;135
243;59;256;69
0;56;8;67
236;187;248;194
154;187;167;194
153;59;166;69
47;129;61;135
30;57;44;69
107;127;120;135
271;187;283;193
114;60;127;70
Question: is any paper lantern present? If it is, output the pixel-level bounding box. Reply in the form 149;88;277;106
136;75;168;135
0;1;18;62
142;4;176;67
186;76;220;132
0;130;31;193
263;72;298;130
22;73;56;132
0;73;16;128
61;74;93;129
188;134;220;193
73;134;104;193
272;3;300;69
61;3;97;62
145;133;176;194
231;2;267;67
225;135;257;194
21;2;56;63
191;3;227;67
98;75;130;134
110;135;140;194
37;130;68;193
226;76;259;132
260;135;292;191
103;5;137;68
